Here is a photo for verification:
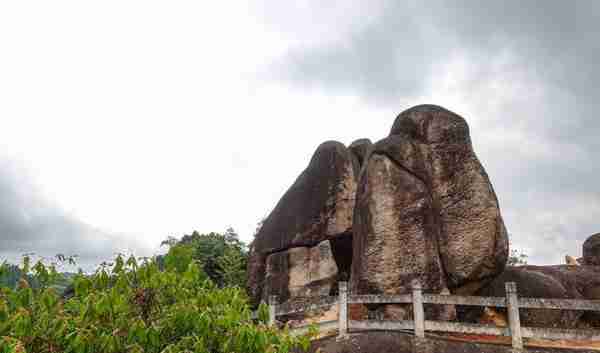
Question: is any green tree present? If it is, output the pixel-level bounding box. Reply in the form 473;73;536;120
161;228;248;288
507;248;528;266
506;238;528;266
163;244;195;274
217;247;247;288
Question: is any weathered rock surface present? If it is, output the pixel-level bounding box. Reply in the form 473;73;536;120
583;233;600;266
248;141;358;304
351;105;508;306
519;265;600;327
263;240;339;300
519;265;600;300
351;152;447;295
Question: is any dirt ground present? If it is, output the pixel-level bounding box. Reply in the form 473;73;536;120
304;331;600;353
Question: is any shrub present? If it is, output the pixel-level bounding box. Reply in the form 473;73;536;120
0;255;311;353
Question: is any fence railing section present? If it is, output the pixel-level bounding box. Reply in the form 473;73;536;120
261;280;600;350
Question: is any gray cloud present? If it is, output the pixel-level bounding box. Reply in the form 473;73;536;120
266;0;600;264
0;158;142;269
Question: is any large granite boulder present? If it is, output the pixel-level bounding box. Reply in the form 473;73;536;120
351;105;509;309
247;141;358;304
351;151;447;297
583;233;600;266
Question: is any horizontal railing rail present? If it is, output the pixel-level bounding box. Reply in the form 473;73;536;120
350;293;600;310
276;295;338;316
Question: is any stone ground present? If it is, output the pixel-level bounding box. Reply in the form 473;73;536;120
302;331;600;353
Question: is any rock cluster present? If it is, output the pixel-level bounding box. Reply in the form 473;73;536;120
247;104;600;329
247;105;509;310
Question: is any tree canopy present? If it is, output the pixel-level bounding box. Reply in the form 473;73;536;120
161;228;248;288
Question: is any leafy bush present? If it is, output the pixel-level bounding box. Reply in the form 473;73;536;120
1;255;77;295
0;254;311;353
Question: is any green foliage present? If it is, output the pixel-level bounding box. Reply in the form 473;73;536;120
0;263;22;289
163;244;195;274
0;254;312;353
0;263;40;292
1;257;76;296
217;247;247;289
507;239;528;266
507;248;528;266
161;228;248;288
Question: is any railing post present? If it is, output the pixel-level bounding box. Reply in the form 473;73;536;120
505;282;523;351
412;279;425;339
338;281;348;339
268;295;278;327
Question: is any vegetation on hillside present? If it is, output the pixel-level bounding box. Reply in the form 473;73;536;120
0;249;312;353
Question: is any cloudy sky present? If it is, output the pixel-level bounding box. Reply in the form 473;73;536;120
0;0;598;268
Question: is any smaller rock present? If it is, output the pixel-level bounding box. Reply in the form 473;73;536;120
263;240;339;302
583;233;600;266
565;255;579;266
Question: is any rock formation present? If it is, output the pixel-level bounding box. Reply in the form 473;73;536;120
351;105;509;318
246;103;600;333
248;105;509;313
247;141;358;304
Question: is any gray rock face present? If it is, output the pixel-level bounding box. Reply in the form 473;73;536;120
247;141;358;304
351;152;447;296
583;233;600;266
351;105;509;305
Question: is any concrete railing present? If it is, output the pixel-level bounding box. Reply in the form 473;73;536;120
262;280;600;350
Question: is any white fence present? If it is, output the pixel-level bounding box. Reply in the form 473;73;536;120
263;280;600;350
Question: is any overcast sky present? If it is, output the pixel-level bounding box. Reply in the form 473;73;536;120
1;1;598;268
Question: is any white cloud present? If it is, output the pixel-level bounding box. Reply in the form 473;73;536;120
1;0;598;267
